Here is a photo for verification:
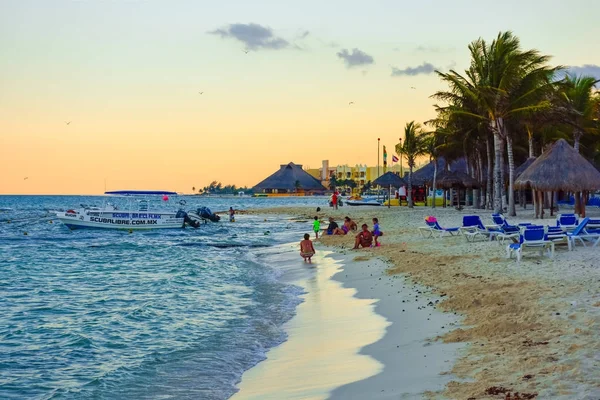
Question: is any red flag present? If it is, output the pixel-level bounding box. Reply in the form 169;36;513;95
392;155;399;163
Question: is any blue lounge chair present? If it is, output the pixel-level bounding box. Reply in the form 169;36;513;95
566;217;600;248
460;215;500;242
418;219;460;238
557;214;578;232
506;226;555;262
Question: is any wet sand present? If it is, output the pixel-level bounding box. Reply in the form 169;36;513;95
245;205;600;399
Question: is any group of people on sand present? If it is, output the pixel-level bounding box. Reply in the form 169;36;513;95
300;216;383;263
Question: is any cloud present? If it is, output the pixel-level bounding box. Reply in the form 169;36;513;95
336;48;374;68
391;62;439;77
414;45;454;53
209;23;289;50
565;64;600;80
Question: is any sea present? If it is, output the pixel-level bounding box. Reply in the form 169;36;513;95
0;195;326;400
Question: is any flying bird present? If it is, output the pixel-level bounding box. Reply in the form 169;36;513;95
199;91;204;95
410;87;416;90
348;101;354;106
242;50;249;54
24;177;28;180
65;121;71;125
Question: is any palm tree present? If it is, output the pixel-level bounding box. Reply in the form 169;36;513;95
192;186;195;193
559;74;599;153
423;130;441;208
435;31;558;215
294;180;302;194
329;175;338;190
400;121;429;208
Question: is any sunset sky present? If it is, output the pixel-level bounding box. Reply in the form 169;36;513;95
2;0;600;194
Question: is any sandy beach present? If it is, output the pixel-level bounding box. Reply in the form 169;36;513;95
244;205;600;399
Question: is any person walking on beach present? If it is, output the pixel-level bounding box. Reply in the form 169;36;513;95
228;207;235;222
313;216;320;239
331;190;338;210
353;224;373;249
372;217;383;247
300;233;316;263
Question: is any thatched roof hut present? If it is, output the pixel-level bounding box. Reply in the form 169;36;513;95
411;157;467;186
428;171;480;189
373;172;406;188
514;139;600;191
514;157;536;179
253;162;327;194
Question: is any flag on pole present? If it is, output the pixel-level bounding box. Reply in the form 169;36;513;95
383;146;387;173
392;155;399;163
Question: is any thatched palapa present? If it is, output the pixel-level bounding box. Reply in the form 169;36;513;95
427;171;480;189
514;139;600;191
253;162;327;194
411;157;467;186
372;172;406;188
514;157;536;179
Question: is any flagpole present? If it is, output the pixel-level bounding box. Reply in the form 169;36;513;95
377;138;380;179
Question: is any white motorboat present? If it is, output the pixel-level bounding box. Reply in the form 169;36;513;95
346;199;383;206
56;190;186;230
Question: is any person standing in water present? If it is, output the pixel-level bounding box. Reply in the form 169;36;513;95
313;216;320;239
229;207;235;222
300;233;316;263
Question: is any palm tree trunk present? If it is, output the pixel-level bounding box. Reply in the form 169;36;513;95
527;126;534;158
408;166;414;208
506;135;516;216
476;151;483;208
486;135;493;210
573;133;581;215
432;159;437;208
493;132;503;213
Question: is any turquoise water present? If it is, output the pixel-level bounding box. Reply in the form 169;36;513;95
0;195;325;399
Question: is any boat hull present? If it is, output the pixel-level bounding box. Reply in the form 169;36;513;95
346;200;382;206
57;210;184;230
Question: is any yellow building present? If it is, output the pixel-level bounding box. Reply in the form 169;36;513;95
304;160;408;191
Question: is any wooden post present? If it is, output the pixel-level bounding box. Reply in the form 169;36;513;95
550;191;554;217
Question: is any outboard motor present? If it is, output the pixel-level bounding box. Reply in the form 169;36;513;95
198;207;220;223
177;209;200;228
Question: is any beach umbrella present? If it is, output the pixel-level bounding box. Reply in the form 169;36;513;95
372;172;406;208
515;139;600;217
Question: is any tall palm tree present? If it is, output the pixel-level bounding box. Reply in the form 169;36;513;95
401;121;429;208
435;31;558;215
559;74;599;153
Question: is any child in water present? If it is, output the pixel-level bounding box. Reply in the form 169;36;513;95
313;216;320;239
229;207;235;222
372;217;383;247
300;233;316;263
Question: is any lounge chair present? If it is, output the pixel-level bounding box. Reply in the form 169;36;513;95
459;215;500;242
418;219;460;238
506;226;555;262
545;226;571;251
567;217;600;248
557;214;579;232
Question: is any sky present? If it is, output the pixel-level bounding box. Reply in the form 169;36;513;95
2;0;600;195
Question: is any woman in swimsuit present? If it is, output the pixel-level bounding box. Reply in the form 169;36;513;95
300;233;316;263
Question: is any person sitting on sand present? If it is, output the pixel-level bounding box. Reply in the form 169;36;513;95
300;233;316;263
326;217;345;235
342;216;358;234
353;224;373;249
372;217;383;247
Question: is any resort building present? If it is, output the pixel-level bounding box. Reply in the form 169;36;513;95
253;162;327;196
306;160;410;190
